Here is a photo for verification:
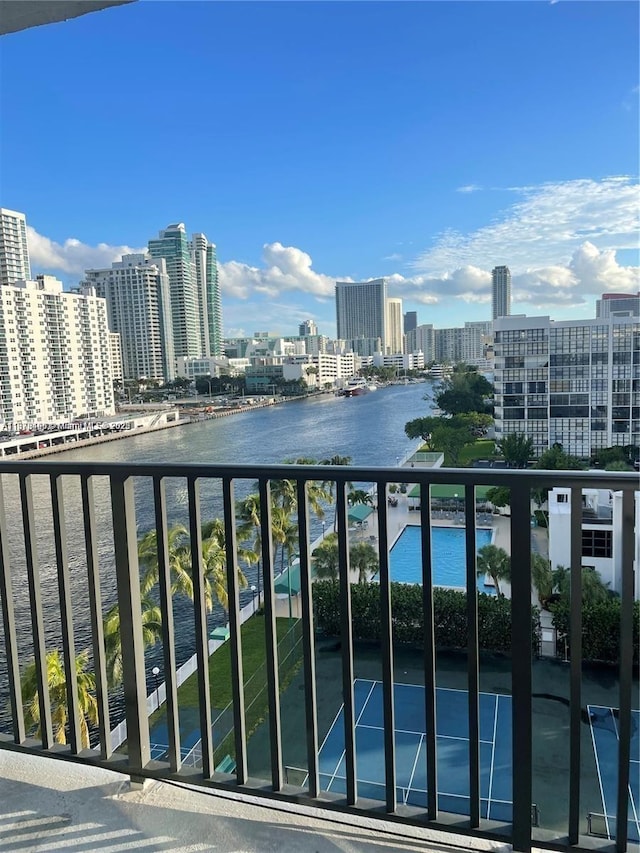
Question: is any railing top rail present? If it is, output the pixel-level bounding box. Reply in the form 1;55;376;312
0;460;636;489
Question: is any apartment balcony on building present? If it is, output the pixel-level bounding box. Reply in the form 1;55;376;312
0;460;637;853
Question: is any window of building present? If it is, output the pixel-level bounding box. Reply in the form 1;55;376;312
581;529;612;559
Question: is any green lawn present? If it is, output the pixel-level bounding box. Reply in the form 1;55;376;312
451;438;497;467
176;614;298;712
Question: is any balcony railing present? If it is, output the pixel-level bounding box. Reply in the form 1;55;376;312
0;460;636;853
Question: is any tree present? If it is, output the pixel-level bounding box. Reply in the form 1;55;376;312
535;443;583;471
319;455;353;531
103;594;163;688
496;433;533;468
349;541;379;584
404;416;443;445
552;565;611;606
312;533;340;580
430;420;473;466
347;488;373;507
436;366;493;416
530;553;553;608
20;649;98;747
486;486;511;509
476;544;511;597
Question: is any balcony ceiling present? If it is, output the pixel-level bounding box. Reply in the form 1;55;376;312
0;1;136;36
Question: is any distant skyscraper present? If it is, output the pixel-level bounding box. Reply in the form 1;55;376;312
299;319;318;337
336;278;387;351
190;233;222;357
596;292;639;318
492;265;511;320
149;224;200;360
84;254;176;382
385;297;404;355
404;311;417;334
0;208;31;286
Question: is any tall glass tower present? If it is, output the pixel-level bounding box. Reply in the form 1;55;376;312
190;233;222;357
492;265;511;320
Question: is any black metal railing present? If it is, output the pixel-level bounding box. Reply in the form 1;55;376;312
0;460;637;853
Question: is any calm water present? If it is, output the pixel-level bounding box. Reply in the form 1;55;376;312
390;525;494;592
0;382;436;722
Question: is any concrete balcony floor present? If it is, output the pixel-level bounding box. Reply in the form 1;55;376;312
0;749;520;853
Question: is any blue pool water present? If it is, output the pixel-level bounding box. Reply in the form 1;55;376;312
390;525;494;592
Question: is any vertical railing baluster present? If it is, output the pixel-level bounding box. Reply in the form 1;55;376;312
153;477;181;772
259;477;282;790
615;487;634;853
0;474;25;744
296;479;319;797
110;474;150;775
568;485;583;844
187;476;213;778
420;482;437;820
337;481;357;805
20;473;53;748
81;474;111;759
465;485;480;828
222;477;247;785
50;473;81;753
377;479;396;812
510;481;532;853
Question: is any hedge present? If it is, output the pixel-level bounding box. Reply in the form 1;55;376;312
551;599;640;666
313;580;540;654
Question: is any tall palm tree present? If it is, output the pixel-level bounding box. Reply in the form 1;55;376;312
312;533;340;581
137;523;190;595
103;594;163;688
319;455;352;531
21;649;98;748
476;544;511;597
348;488;373;507
530;552;553;608
349;541;379;584
552;565;611;605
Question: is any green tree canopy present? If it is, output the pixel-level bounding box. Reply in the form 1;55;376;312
476;544;511;597
497;432;533;468
312;533;340;580
436;366;493;416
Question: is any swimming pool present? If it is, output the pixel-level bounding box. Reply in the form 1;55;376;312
390;525;494;592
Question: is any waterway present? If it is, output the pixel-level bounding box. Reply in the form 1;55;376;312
0;382;436;726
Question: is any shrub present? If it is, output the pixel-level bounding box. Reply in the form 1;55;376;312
313;580;540;654
551;598;640;666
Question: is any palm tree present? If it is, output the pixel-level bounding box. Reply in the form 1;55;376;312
349;541;379;584
530;552;553;607
20;649;98;748
103;594;163;688
476;544;511;596
497;433;533;468
137;523;190;595
347;488;373;507
319;455;352;531
552;565;611;605
312;533;340;580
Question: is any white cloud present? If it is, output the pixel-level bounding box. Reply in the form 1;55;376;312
414;176;639;275
27;226;144;275
456;184;483;194
219;242;335;300
383;252;403;262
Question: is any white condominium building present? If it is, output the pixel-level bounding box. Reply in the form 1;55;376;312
0;276;114;425
0;208;31;287
84;254;176;383
494;313;640;457
385;297;403;355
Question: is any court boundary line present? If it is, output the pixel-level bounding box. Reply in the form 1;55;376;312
487;693;500;820
609;706;640;835
405;732;425;805
356;721;494;745
354;677;512;702
587;705;611;839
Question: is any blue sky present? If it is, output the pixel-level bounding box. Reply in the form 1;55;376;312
1;0;638;337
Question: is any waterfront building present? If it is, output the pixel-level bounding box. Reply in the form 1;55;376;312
0;207;31;286
0;276;114;424
492;265;511;320
148;223;199;360
596;292;639;318
433;321;491;366
405;323;435;363
109;332;123;383
372;351;425;372
190;233;222;357
281;351;358;390
176;355;250;380
404;311;417;335
548;486;640;600
493;313;640;457
336;278;387;345
299;319;318;337
84;254;175;383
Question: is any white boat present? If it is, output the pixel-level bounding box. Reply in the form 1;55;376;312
342;378;377;397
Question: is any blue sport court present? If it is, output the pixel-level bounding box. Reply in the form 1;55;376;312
588;705;640;843
318;679;514;821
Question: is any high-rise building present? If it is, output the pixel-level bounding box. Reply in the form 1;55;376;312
336;278;387;351
190;233;222;357
84;254;175;382
0;276;114;424
0;208;31;286
385;297;403;355
492;265;511;320
433;321;492;365
148;223;199;360
406;323;435;362
596;292;640;318
299;319;318;337
404;311;417;334
493;313;639;457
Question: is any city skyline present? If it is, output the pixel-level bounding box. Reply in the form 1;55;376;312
0;2;638;337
